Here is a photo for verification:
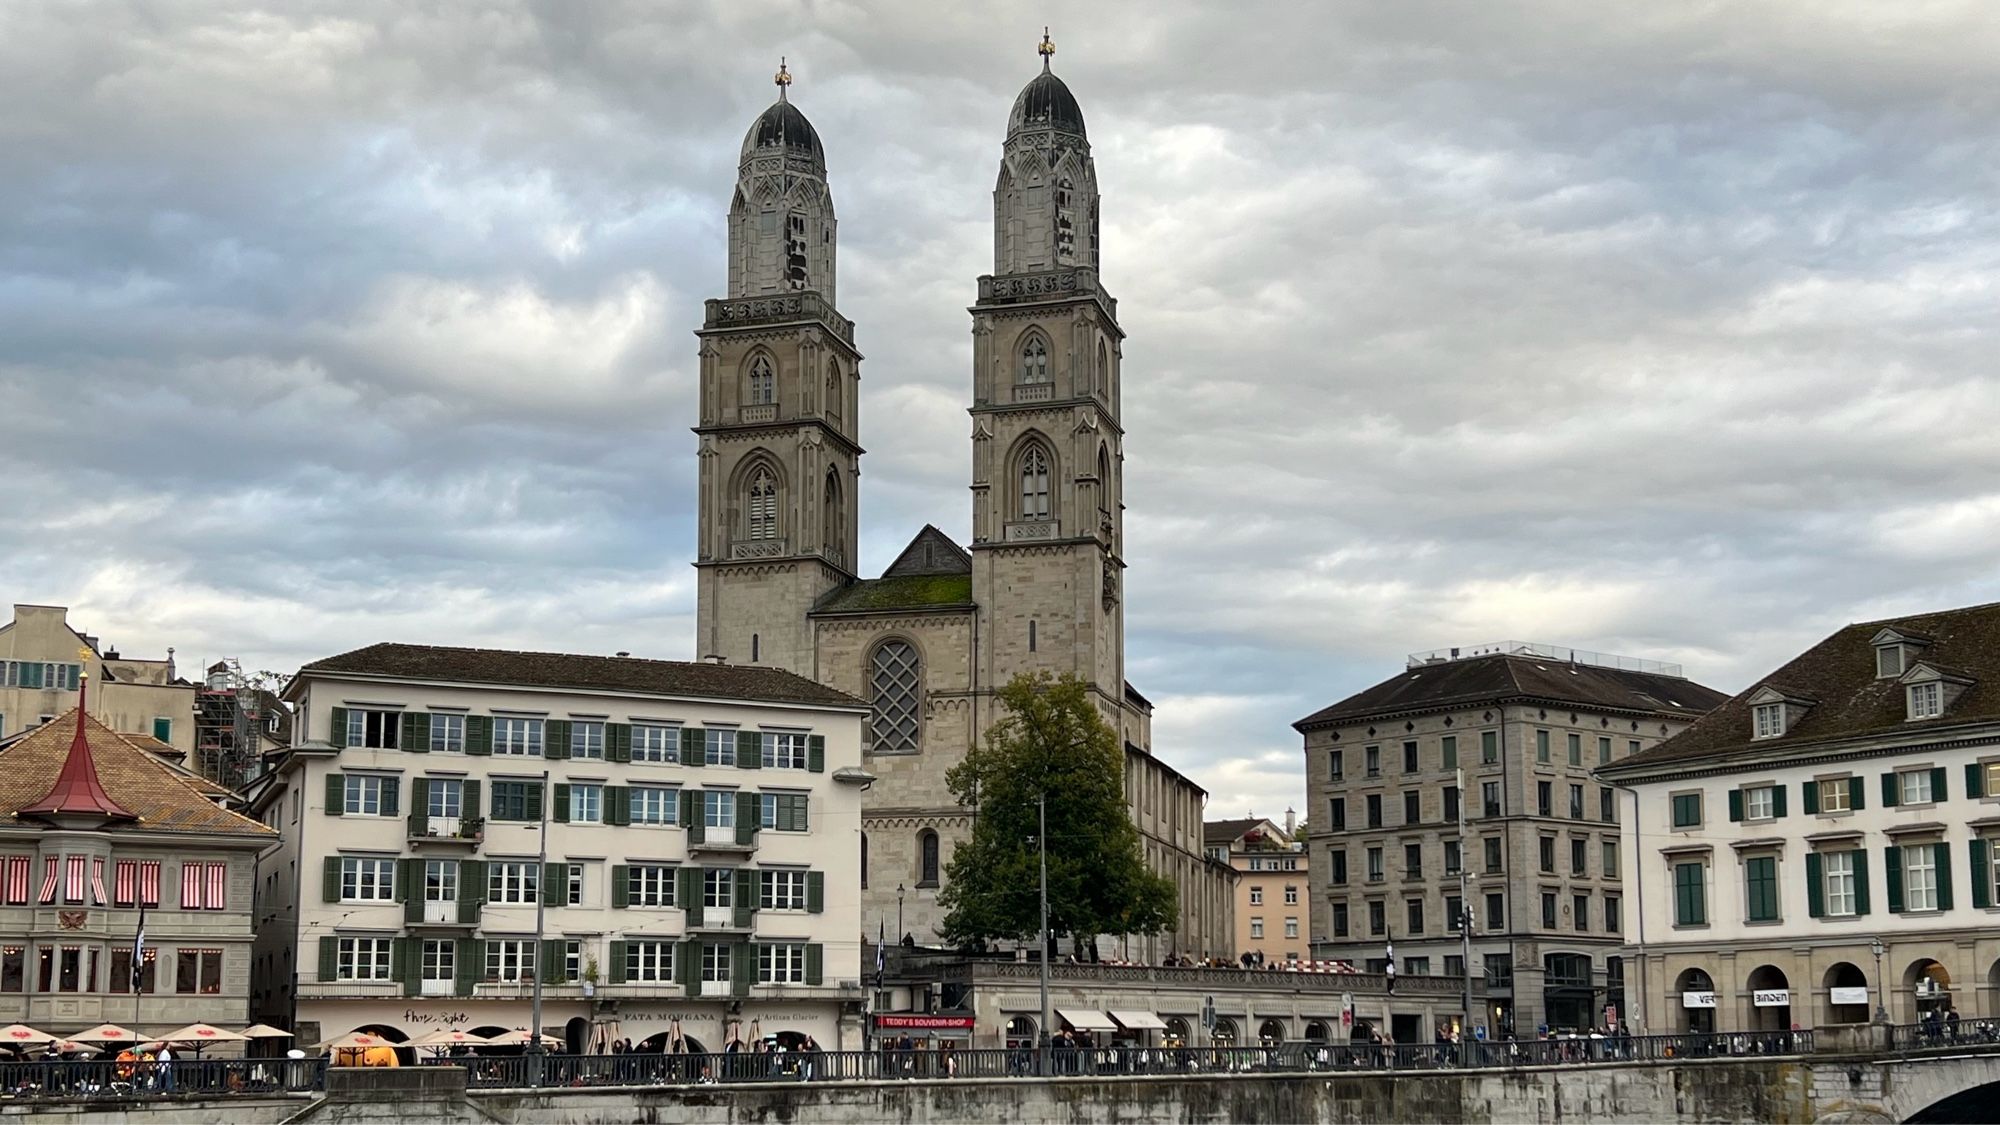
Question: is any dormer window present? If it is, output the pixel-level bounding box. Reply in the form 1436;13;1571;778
1878;646;1904;678
1872;627;1931;680
1899;661;1970;723
1909;681;1944;721
1752;703;1785;740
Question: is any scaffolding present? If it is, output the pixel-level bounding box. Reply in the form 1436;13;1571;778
193;658;262;790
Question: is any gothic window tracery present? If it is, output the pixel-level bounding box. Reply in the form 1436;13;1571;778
746;466;778;540
1018;335;1050;384
824;361;840;422
1019;444;1051;520
868;640;923;755
1096;342;1108;396
747;355;775;406
822;469;842;564
785;213;809;289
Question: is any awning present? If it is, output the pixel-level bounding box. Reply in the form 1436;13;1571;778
1056;1008;1118;1032
1109;1011;1168;1031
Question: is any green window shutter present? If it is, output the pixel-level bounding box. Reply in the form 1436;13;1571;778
682;728;704;768
1772;785;1787;818
794;795;810;833
736;867;757;910
738;730;762;770
606;788;630;827
318;937;337;982
611;866;630;909
323;856;341;903
462;780;480;825
1727;789;1743;823
805;943;823;986
1849;775;1866;811
1853;849;1871;916
1806;852;1824;918
1970;764;1987;800
808;735;825;774
395;858;419;904
541;939;565;984
607;724;632;764
546;720;571;761
608;941;628;985
736;792;759;845
678;866;700;911
381;778;400;818
1973;840;1991;910
329;707;349;748
1802;781;1819;815
807;871;824;914
732;942;754;997
1933;767;1949;802
543;863;567;908
456;939;483;996
525;782;544;823
325;773;345;816
458;860;486;924
1937;843;1954;911
678;941;697;992
410;778;431;837
396;938;420;996
401;712;428;752
685;791;704;844
465;716;493;756
553;784;571;823
1882;773;1900;808
1886;846;1904;913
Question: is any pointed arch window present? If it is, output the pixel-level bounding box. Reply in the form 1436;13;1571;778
824;360;841;423
1018;335;1050;384
1097;445;1111;515
918;830;941;888
822;468;843;565
746;467;778;540
747;355;775;406
1019;444;1051;520
1096;341;1109;396
868;640;922;755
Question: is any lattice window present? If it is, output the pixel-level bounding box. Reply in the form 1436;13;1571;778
868;641;922;755
747;355;775;405
747;468;778;540
1018;336;1049;384
1019;445;1050;520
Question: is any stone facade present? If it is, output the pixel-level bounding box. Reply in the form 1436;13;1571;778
690;56;1230;960
0;603;195;756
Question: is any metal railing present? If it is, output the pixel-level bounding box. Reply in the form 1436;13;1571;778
0;1058;325;1101
1887;1019;2000;1051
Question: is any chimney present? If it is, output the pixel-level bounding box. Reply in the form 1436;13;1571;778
702;654;727;665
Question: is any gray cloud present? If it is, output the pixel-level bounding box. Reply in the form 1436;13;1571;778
4;1;1999;822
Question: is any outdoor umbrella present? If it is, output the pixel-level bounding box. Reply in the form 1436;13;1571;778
409;1029;490;1051
483;1029;563;1048
239;1024;294;1040
0;1025;57;1050
158;1022;249;1055
318;1030;393;1051
67;1023;141;1045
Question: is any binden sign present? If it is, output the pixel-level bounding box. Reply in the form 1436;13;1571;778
1752;989;1791;1008
874;1015;975;1031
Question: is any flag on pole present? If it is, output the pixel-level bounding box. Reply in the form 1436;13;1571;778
131;908;147;989
875;918;885;986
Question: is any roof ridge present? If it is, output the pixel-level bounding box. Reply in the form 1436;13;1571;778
1847;600;2000;630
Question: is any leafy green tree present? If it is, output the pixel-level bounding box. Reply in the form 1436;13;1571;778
937;672;1177;950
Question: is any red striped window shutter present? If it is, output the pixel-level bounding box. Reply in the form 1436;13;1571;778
139;862;160;907
38;857;60;904
91;858;107;905
113;861;135;907
63;856;85;904
6;856;27;905
206;863;226;909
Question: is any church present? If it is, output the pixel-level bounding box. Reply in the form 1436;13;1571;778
689;38;1233;962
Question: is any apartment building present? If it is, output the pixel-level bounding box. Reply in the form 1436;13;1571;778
1600;603;2000;1035
1204;816;1307;962
1296;642;1727;1036
0;604;195;755
249;643;869;1053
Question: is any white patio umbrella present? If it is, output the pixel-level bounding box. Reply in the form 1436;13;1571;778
66;1024;142;1045
0;1025;57;1052
408;1028;491;1051
483;1029;563;1048
157;1022;249;1054
239;1024;294;1040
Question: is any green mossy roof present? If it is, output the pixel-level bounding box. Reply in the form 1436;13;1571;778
814;574;975;614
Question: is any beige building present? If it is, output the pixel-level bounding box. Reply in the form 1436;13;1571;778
0;604;196;756
0;692;276;1037
1600;602;2000;1036
1297;643;1727;1036
689;46;1230;962
249;643;870;1053
1206;817;1307;962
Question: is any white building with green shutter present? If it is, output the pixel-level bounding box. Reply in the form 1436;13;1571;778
247;642;868;1054
1600;602;2000;1038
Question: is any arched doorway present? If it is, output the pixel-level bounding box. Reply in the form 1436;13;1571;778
1905;958;1953;1023
1210;1017;1237;1046
1673;967;1716;1034
1257;1018;1287;1045
563;1016;589;1055
1304;1020;1330;1042
1821;962;1870;1025
347;1023;414;1067
1005;1016;1036;1049
1745;964;1791;1032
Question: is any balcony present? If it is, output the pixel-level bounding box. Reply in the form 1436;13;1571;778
1012;381;1053;403
407;898;476;928
739;404;777;424
408;814;483;847
702;292;854;344
687;905;757;932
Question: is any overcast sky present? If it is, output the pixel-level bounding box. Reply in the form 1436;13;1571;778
4;2;1999;822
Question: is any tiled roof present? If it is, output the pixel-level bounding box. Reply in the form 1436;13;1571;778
1203;818;1265;846
880;525;972;578
0;711;273;837
1295;652;1729;730
298;643;864;709
1609;602;2000;775
812;575;975;615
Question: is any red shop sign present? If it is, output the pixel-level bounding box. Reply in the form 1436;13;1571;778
874;1015;975;1031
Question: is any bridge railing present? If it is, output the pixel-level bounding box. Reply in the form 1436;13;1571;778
1887;1020;2000;1052
0;1057;324;1101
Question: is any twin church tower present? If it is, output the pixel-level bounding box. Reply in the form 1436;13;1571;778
691;40;1225;955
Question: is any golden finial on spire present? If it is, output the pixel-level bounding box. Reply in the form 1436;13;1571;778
775;56;792;100
1038;27;1055;71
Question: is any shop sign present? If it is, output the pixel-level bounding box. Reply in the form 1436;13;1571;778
1680;991;1716;1009
1752;990;1790;1008
1830;987;1869;1006
874;1015;974;1031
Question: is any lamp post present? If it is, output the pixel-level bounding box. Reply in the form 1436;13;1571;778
1036;791;1051;1077
1871;937;1888;1023
897;883;905;947
1456;767;1472;1063
527;768;551;1087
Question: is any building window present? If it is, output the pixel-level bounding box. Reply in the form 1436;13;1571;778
1745;855;1780;922
1484;892;1504;931
1819;777;1852;813
340;858;395;902
1402;791;1420;824
1284;885;1298;905
1900;769;1935;805
336;939;389;982
629;785;677;825
747;354;775;404
746;467;778;540
628;864;675;908
429;714;464;753
1536;781;1552;817
762;732;809;770
1328;849;1347;885
1568;784;1584;819
1444;786;1460;823
1366;795;1383;828
489;780;540;821
426;860;458;905
868;640;922;755
1249;887;1263;906
1481;782;1501;818
1670;793;1702;828
488;862;540;905
702;790;736;830
1604;894;1622;931
1570;836;1587;875
1406;898;1424;934
761;869;809;910
1285;917;1299;939
1328;750;1344;780
1752;704;1785;740
152;717;172;743
626;941;675;982
1444;840;1461;875
1744;785;1775;820
1402;742;1418;772
1540;892;1557;928
1481;731;1498;765
1598;736;1612;764
1600;787;1616;823
344;709;400;750
632;724;679;764
570;721;605;760
1904;846;1938;911
1019;445;1051;520
107;948;156;994
1404;843;1422;878
421;939;454;984
919;830;941;886
1365;746;1381;777
1018;335;1050;384
1331;903;1349;937
1366;847;1384;883
1536;730;1550;763
567;783;602;824
1573;894;1590;932
486;940;536;983
492;717;544;757
1441;736;1457;769
1823;851;1856;916
1250;917;1264;940
1673;862;1706;926
1878;645;1905;678
1446;895;1463;931
1483;837;1502;873
343;775;391;816
701;944;732;988
1602;839;1619;876
1538;837;1555;873
702;729;737;767
1367;901;1385;936
1909;681;1944;720
1567;733;1581;766
1328;798;1346;831
759;943;809;984
760;792;810;832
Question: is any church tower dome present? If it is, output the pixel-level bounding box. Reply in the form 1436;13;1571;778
1007;69;1087;140
741;93;825;169
726;59;837;303
992;30;1100;274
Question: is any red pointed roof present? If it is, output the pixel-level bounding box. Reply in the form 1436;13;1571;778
21;677;135;821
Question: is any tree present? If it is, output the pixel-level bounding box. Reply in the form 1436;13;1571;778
937;672;1177;950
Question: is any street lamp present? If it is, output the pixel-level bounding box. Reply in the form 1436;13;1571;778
1029;792;1051;1075
897;883;905;947
1871;937;1888;1023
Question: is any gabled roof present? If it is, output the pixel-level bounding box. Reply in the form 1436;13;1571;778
881;526;972;578
1607;602;2000;776
0;711;273;837
1294;652;1729;730
1203;818;1273;847
813;527;976;617
296;643;863;710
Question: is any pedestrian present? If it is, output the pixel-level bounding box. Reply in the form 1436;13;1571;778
156;1044;175;1093
1948;1006;1963;1043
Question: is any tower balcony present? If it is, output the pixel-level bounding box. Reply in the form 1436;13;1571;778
1004;520;1061;542
702;292;853;345
1011;382;1054;403
740;404;777;424
730;538;791;560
